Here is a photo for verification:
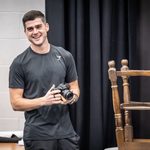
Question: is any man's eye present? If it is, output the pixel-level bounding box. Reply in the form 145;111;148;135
27;27;33;32
36;25;42;29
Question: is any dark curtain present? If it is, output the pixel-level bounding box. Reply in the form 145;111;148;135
45;0;149;150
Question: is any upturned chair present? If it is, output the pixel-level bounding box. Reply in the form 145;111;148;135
108;59;150;150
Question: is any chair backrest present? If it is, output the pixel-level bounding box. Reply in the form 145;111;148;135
108;59;150;150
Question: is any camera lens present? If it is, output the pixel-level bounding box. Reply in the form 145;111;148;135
62;90;73;100
52;83;73;100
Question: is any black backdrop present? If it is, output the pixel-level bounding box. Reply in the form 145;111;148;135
45;0;150;149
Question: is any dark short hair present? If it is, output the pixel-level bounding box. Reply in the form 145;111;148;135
22;10;46;28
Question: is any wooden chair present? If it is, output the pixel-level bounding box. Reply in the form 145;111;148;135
108;59;150;150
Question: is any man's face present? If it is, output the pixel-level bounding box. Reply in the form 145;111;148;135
24;18;49;46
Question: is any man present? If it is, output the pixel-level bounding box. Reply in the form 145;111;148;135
9;10;80;150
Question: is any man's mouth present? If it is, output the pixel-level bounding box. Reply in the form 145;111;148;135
33;36;41;40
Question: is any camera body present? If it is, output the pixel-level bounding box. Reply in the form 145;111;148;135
53;83;73;100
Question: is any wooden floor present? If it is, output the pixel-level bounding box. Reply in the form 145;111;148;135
0;143;24;150
104;147;118;150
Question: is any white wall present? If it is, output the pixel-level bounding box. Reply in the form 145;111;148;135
0;0;45;131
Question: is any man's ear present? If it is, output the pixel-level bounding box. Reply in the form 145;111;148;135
46;23;49;32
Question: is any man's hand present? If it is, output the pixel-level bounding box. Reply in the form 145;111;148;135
61;94;79;105
42;88;62;106
61;96;72;105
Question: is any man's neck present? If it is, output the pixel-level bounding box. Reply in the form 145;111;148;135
31;43;50;54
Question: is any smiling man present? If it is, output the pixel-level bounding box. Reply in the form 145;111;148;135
9;10;80;150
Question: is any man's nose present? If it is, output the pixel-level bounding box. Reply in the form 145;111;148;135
33;28;38;34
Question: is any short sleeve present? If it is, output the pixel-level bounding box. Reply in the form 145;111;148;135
65;53;78;83
9;60;25;89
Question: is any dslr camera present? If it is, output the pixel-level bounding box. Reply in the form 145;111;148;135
52;83;73;100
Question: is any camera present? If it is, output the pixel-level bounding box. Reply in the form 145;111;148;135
53;83;73;100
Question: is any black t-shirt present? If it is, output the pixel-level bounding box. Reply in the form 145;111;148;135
9;45;78;140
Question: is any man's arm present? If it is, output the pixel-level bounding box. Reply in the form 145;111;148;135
69;80;80;97
9;88;62;111
61;80;80;104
